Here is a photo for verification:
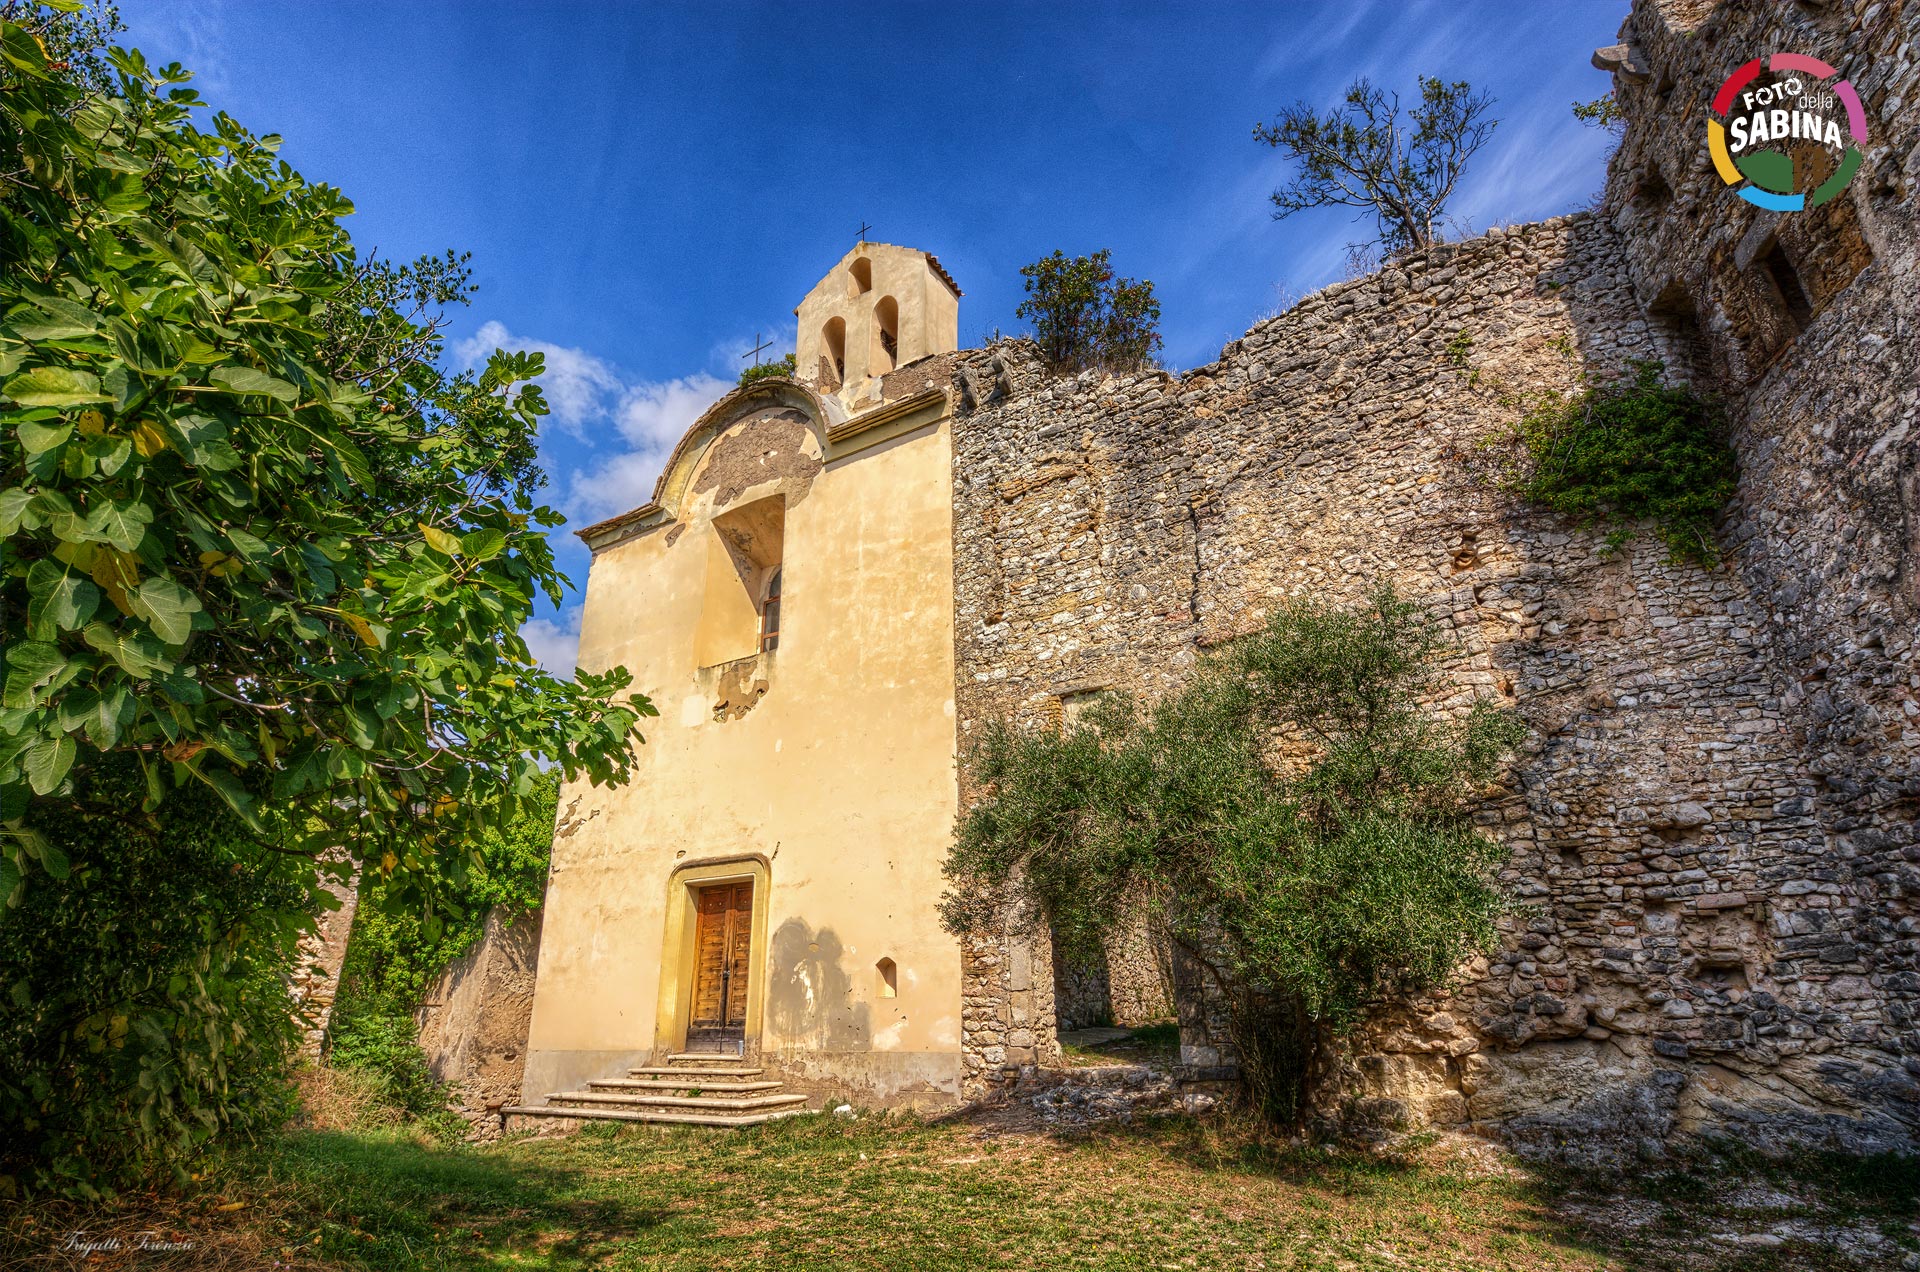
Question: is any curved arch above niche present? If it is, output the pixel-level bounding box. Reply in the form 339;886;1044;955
574;378;838;552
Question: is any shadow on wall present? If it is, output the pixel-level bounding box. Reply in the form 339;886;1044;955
766;918;871;1052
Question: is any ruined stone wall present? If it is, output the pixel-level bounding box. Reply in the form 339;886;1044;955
290;857;359;1055
947;128;1915;1158
1591;0;1920;1152
1052;900;1176;1031
415;905;543;1140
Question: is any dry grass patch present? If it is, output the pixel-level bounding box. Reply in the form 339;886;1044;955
2;1112;1911;1270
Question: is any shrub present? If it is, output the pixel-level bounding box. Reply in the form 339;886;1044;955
320;770;559;1130
1505;362;1736;564
739;353;796;388
1015;250;1162;374
942;588;1523;1127
0;756;306;1197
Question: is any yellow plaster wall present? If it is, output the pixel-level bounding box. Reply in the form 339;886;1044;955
522;400;963;1104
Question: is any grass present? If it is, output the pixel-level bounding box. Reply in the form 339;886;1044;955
1059;1022;1181;1069
2;1111;1913;1270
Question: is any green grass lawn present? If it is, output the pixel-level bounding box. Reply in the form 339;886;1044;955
4;1112;1915;1271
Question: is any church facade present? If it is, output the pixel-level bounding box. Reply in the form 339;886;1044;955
520;243;975;1104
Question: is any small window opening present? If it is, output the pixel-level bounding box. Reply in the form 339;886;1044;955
1648;282;1712;387
822;317;846;382
1758;241;1814;331
872;296;899;373
876;958;897;998
759;567;782;653
1633;167;1672;210
847;257;872;297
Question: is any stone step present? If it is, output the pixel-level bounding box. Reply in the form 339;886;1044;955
667;1051;748;1066
502;1104;818;1130
548;1089;810;1113
590;1078;785;1094
628;1065;765;1079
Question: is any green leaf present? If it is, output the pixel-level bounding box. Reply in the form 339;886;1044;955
193;766;263;833
83;622;170;678
25;561;100;638
207;365;297;403
12;295;101;340
0;488;35;535
85;686;133;749
459;528;506;560
420;523;462;556
0;23;49;77
4;366;112;407
83;497;153;552
344;705;379;750
23;733;76;795
17;418;73;454
34;838;68;881
109;318;182;375
3;642;64;709
130;576;203;646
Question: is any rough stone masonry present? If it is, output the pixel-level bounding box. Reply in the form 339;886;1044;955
949;0;1920;1160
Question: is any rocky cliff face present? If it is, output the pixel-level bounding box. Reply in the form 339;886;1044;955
948;0;1918;1158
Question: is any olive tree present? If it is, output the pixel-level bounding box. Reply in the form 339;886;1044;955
1256;76;1498;256
942;589;1523;1126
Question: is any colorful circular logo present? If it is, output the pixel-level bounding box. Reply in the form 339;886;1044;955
1708;54;1865;211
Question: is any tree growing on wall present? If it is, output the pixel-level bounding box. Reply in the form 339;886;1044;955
1015;250;1162;374
1256;76;1498;256
0;4;650;1192
941;589;1524;1127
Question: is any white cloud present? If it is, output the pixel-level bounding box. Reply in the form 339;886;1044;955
521;606;583;678
565;373;730;524
452;320;731;525
453;321;624;437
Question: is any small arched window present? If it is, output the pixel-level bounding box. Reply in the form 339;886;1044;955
822;318;846;383
872;296;899;373
876;957;897;998
847;257;873;297
758;567;782;653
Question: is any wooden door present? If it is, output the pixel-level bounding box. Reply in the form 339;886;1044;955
688;880;753;1049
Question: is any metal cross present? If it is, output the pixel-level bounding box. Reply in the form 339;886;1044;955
856;220;874;244
742;331;773;366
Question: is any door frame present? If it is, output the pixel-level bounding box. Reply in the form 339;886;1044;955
655;856;770;1056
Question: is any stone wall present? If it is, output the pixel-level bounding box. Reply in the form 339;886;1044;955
945;56;1917;1158
415;905;544;1139
289;857;359;1055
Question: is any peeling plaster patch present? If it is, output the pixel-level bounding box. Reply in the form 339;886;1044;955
693;410;823;509
712;660;770;721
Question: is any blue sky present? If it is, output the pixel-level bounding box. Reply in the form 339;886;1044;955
120;0;1628;673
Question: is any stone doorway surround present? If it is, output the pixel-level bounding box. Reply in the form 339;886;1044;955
654;856;772;1057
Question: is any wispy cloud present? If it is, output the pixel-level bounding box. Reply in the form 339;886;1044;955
128;0;234;95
